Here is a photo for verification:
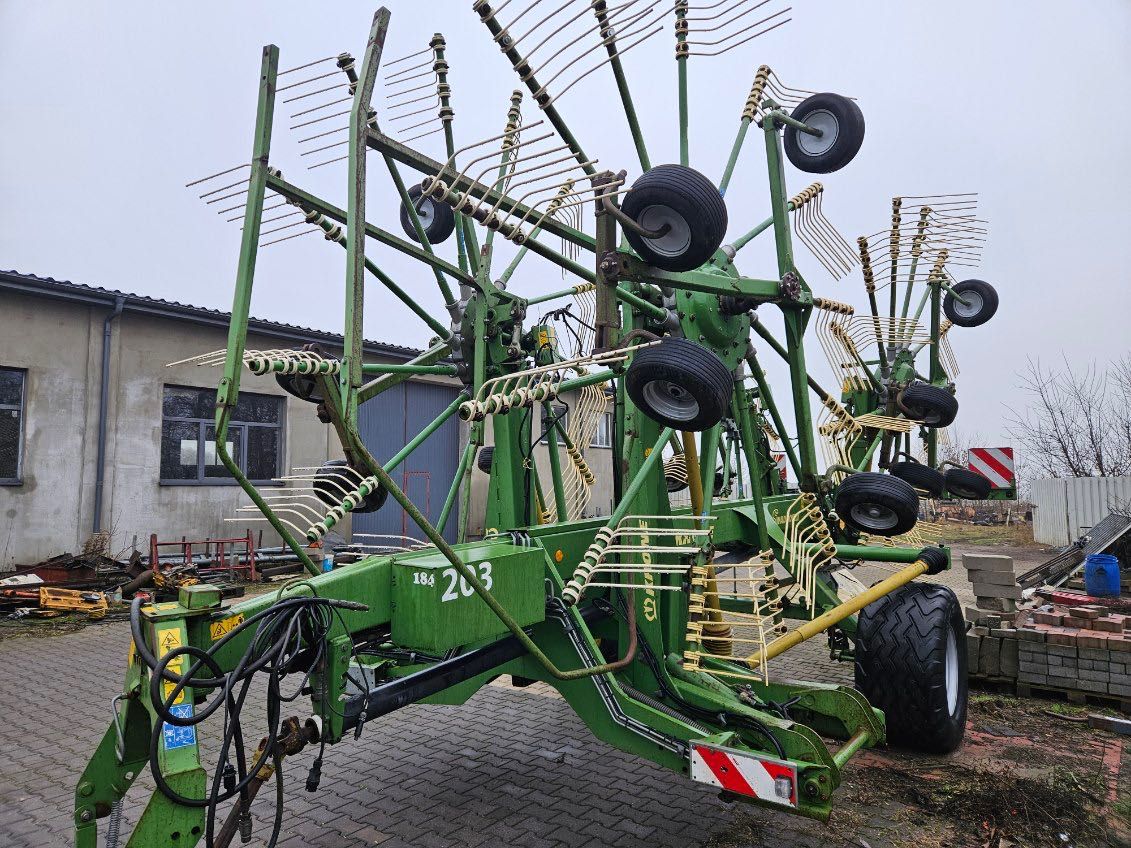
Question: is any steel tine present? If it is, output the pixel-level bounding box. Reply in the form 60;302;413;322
278;55;338;76
277;69;342;93
185;163;248;188
297;125;349;144
291;97;352;119
291;108;352;130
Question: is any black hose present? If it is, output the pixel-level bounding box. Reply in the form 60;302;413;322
129;593;363;848
595;594;787;759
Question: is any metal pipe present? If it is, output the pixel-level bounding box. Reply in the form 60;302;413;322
612;285;668;322
438;440;475;535
93;296;125;532
718;119;751;196
360;362;458;376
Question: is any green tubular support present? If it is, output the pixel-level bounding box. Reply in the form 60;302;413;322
357;341;451;404
360;363;458;376
613;284;668;322
719;119;751;195
439;440;476;533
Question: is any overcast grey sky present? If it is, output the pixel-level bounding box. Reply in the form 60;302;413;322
2;1;1129;452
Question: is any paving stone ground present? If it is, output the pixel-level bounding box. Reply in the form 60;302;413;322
1;549;1125;848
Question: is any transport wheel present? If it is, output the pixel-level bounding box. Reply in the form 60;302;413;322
855;582;968;754
476;446;494;474
944;467;992;500
888;460;945;498
897;382;958;427
312;460;387;513
943;279;999;328
835;472;919;537
400;184;456;244
664;455;689;492
620;164;728;272
783;93;865;174
626;337;733;431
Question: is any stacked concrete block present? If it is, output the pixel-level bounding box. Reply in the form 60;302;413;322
962;553;1020;613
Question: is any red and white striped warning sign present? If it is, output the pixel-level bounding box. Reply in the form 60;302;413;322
968;447;1015;489
770;452;788;482
689;742;797;807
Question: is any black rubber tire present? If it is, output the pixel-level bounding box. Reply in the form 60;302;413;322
944;279;999;328
783;93;865;174
897;382;958;427
619;165;728;272
276;372;323;404
400;184;455;244
664;455;689;492
476;446;494;474
944;467;992;500
312;460;387;514
888;461;945;498
274;346;334;404
626;337;733;431
854;582;968;754
835;472;919;537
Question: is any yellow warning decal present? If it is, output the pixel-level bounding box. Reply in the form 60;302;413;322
155;627;187;704
209;614;244;641
156;627;183;654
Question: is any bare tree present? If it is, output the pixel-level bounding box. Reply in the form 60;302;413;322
1005;355;1131;478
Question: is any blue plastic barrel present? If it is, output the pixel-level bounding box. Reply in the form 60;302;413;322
1084;553;1120;598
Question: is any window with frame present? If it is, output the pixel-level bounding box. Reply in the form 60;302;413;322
160;386;284;484
539;403;569;444
0;368;26;484
590;411;614;448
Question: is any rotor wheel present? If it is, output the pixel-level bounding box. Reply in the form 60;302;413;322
476;446;494;474
888;461;945;498
944;467;992;500
835;472;919;537
626;337;733;431
312;460;387;514
400;184;456;244
783;93;866;174
943;279;999;328
897;382;958;427
664;454;689;492
854;582;968;754
620;165;728;272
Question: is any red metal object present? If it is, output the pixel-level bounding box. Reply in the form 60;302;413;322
149;530;258;582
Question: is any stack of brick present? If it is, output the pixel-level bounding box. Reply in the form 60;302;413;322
1014;608;1131;701
968;600;1131;706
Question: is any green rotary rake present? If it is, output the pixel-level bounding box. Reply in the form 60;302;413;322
75;3;1006;846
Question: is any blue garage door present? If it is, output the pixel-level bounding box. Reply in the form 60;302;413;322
354;380;460;544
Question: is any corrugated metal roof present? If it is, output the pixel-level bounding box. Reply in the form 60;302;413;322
0;269;425;360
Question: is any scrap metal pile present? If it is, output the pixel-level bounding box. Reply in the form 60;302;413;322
76;3;1009;846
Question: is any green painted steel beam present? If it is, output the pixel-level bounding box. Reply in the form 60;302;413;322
265;173;474;288
366;130;595;252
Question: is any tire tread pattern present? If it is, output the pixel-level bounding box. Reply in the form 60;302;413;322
855;583;968;754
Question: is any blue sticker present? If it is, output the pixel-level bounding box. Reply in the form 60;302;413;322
162;703;197;750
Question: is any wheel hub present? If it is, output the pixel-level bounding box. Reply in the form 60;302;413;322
952;289;982;318
848;502;898;531
638;204;692;257
796;108;840;156
641;378;700;421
